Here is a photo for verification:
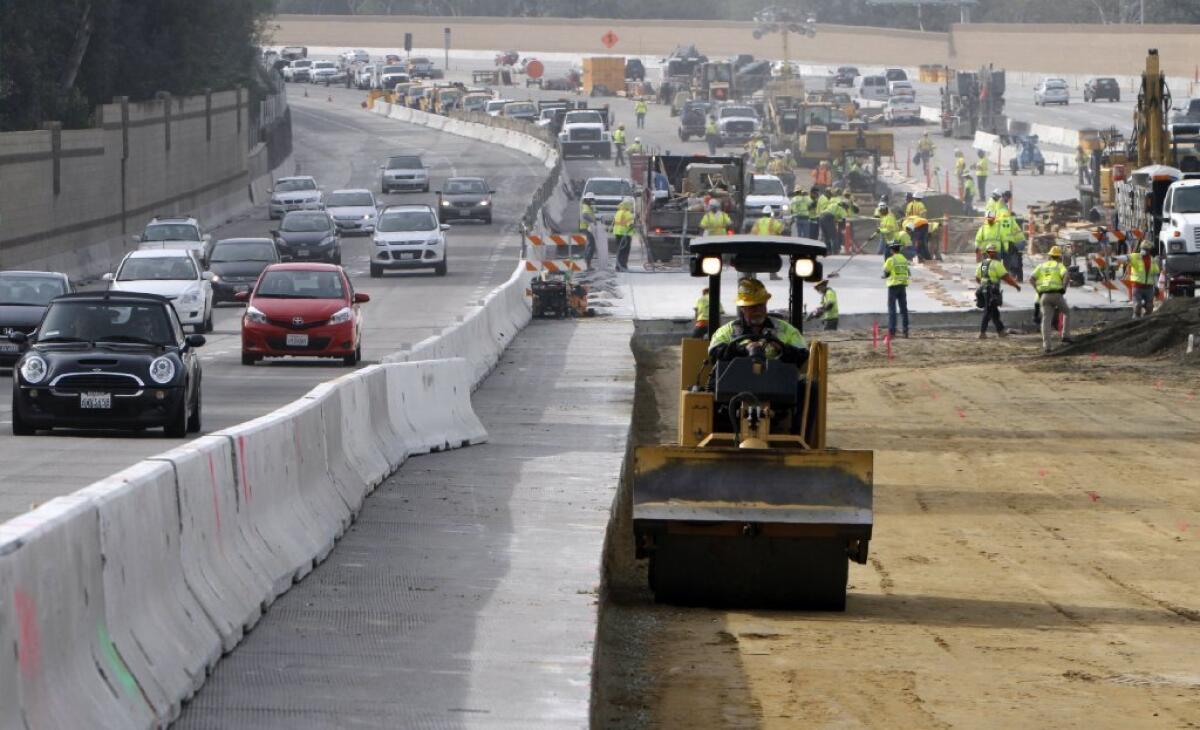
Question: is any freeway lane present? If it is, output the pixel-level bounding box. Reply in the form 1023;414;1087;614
0;90;547;522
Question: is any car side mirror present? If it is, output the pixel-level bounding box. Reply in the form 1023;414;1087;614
234;291;250;302
201;271;215;281
440;223;450;231
353;292;371;303
185;334;206;348
130;235;142;244
9;331;28;345
269;230;279;238
102;273;115;282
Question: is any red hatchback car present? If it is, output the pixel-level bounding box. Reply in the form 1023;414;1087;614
237;263;368;366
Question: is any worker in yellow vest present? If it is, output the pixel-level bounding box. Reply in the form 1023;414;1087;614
976;243;1021;338
611;197;636;271
905;192;927;219
954;150;966;181
705;115;719;155
1111;239;1161;318
975;150;990;204
882;240;911;338
811;279;839;331
876;203;899;256
692;286;725;338
753;206;787;278
634;99;648;129
1029;245;1070;352
699;199;732;236
628;137;644;156
974;210;1006;262
789;187;812;237
613;124;627;165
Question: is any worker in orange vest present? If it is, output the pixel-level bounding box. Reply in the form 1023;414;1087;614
811;160;832;187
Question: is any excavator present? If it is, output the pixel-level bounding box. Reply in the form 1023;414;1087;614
632;235;874;609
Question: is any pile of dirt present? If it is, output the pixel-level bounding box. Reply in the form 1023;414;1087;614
1054;297;1200;359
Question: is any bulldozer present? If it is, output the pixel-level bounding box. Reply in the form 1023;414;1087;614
632;235;874;609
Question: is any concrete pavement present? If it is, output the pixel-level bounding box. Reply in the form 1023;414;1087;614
175;318;635;729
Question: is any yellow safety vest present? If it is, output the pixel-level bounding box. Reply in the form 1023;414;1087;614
635;101;647;114
700;211;731;235
820;288;838;319
790;195;812;217
976;257;1009;284
878;213;900;240
751;217;784;235
705;120;718;136
579;203;595;232
955;157;966;177
975;222;1006;253
613;208;635;235
613;128;626;144
905;201;927;219
976;157;990;176
1129;252;1160;285
884;253;910;287
694;295;724;322
1032;260;1068;293
709;317;807;355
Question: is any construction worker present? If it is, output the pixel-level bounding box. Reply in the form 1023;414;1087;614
779;149;796;193
628;137;644;157
975;149;989;204
579;192;598;270
817;189;838;248
812;160;832;188
790;187;812;238
752;142;769;173
699;199;732;237
1111;239;1161;318
1030;245;1070;353
613;124;627;165
916;132;935;175
876;203;899;256
811;279;839;330
1075;145;1088;185
1000;209;1026;280
611;197;635;272
961;172;976;212
634;99;648;129
954;149;966;181
709;278;808;364
882;240;910;338
905;217;933;262
974;210;1006;262
905;192;927;219
705;115;719;155
691;286;725;338
985;190;1003;217
999;189;1015;218
976;243;1021;338
834;192;859;248
751;206;785;236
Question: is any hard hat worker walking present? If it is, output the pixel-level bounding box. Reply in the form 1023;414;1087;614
1029;245;1070;353
708;278;808;364
976;243;1022;338
882;240;910;338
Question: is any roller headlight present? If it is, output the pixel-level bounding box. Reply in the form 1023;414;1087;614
794;258;815;278
149;356;176;384
700;256;723;275
245;306;268;324
329;306;353;325
20;355;47;384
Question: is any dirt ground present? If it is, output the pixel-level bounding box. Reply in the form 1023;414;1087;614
596;327;1200;729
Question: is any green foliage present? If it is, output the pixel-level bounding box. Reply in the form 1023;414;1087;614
0;0;274;131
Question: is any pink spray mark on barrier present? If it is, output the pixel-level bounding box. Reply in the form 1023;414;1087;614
1085;490;1101;503
13;589;40;679
237;435;251;504
885;334;893;361
207;453;222;534
956;408;967;419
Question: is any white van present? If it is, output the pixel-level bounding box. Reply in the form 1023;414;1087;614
856;75;889;102
888;80;915;97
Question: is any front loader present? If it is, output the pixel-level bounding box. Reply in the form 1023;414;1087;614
632;235;874;610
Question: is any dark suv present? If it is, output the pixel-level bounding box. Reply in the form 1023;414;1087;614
1084;77;1120;103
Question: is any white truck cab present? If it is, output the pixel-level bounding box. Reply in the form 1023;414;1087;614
1158;178;1200;277
558;110;611;159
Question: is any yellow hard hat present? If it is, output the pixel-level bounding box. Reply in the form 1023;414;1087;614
1048;245;1063;257
735;278;771;307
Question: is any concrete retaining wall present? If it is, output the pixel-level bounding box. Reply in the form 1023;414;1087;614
0;88;292;281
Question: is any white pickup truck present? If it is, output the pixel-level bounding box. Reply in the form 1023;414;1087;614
558;110;612;159
1158;178;1200;288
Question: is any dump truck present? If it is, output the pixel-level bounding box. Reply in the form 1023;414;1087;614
641;154;746;263
694;61;734;102
583;56;625;96
633;236;873;609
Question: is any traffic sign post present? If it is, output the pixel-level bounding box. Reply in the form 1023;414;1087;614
444;27;451;70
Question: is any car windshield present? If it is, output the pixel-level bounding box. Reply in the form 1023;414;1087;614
0;276;67;306
506;103;535;115
256;270;345;299
445;179;487;194
314;62;335;70
276;178;316;192
1046;81;1067;89
566;112;603;124
209;241;277;263
721;107;756;118
326;192;374;207
142;223;199;241
383;65;406;74
751;178;786;196
1097;78;1117;86
1172;187;1200;213
486;101;508;111
39;302;174;345
890;96;915;105
387;157;422;169
378;210;437;232
293;61;313;68
585;180;633;197
411;57;430;65
118;256;196;281
281;213;332;232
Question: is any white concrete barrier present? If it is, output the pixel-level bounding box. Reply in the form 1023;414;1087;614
0;496;156;729
150;437;270;652
359;364;410;471
0;553;18;730
76;460;222;724
306;372;390;501
381;359;488;456
280;394;354;542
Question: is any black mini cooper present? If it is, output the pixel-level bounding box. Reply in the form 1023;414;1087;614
9;292;205;437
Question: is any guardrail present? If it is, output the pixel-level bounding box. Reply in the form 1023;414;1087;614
0;95;552;726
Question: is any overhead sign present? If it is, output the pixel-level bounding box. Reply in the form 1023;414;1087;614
601;31;619;49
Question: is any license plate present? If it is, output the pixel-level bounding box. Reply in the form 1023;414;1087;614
286;334;309;347
408;252;421;259
0;343;17;353
80;392;112;409
297;249;310;257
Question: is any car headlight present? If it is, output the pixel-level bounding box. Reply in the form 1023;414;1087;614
427;236;441;246
363;213;373;220
320;236;336;247
1169;241;1185;253
209;274;221;283
179;290;201;304
20;355;47;384
373;237;387;247
245;306;268;324
329;306;353;325
480;200;490;206
441;199;451;206
149;356;176;385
